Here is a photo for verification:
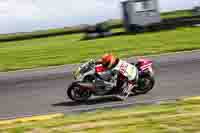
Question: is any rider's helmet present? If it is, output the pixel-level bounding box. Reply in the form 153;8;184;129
101;53;117;69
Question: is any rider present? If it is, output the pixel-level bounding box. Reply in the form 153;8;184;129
94;53;138;100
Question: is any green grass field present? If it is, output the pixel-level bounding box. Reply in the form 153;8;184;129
1;97;200;133
161;10;193;19
0;26;200;72
0;26;82;42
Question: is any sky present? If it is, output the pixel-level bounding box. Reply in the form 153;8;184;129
0;0;200;34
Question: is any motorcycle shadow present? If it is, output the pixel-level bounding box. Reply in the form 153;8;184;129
52;96;121;107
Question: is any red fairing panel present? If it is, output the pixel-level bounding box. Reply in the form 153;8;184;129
138;58;153;70
95;65;107;73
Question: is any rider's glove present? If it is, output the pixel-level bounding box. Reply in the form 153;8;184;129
89;59;95;65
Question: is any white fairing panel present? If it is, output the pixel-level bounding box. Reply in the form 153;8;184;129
113;60;137;80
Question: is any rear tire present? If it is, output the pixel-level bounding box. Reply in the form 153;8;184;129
67;83;92;102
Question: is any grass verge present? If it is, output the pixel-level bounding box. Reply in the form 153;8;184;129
0;26;200;72
1;97;200;132
161;9;193;19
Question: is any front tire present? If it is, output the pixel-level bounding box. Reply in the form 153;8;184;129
134;75;155;94
67;83;92;102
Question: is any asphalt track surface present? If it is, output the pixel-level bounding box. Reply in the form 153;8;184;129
0;51;200;120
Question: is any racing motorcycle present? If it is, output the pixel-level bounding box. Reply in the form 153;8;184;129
67;58;155;102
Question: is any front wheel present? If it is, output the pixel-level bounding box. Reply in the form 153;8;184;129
67;83;92;102
134;75;155;94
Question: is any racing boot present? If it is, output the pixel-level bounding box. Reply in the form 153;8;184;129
117;82;135;100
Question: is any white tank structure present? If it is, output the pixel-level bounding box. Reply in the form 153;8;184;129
121;0;161;32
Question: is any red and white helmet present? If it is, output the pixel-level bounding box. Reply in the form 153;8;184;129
101;53;117;69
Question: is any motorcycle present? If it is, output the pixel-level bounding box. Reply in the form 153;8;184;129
67;58;155;102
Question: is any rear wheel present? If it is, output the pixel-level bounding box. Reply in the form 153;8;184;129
67;83;92;102
134;75;155;94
